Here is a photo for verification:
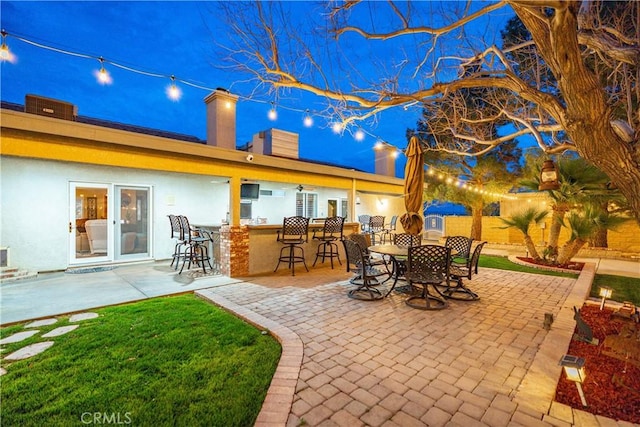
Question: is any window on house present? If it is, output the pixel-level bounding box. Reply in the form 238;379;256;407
295;192;317;218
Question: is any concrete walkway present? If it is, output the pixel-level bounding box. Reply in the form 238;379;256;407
1;257;639;426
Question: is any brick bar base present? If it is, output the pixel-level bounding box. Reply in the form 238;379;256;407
219;225;249;277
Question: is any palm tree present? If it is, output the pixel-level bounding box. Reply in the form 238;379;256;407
500;207;548;261
520;155;614;259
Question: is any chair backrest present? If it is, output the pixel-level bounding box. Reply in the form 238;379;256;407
342;238;365;272
321;216;345;239
348;233;372;253
369;215;385;232
177;215;192;241
389;215;398;230
358;215;371;231
445;235;473;259
408;245;451;283
393;233;422;247
470;241;487;274
168;214;181;239
279;216;310;241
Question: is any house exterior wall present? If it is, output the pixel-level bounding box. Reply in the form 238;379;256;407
0;156;229;272
1;108;406;274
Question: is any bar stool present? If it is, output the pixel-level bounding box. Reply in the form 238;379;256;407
274;216;310;276
312;216;345;268
177;215;212;274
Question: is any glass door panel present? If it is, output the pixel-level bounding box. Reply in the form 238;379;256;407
115;186;151;260
69;182;111;264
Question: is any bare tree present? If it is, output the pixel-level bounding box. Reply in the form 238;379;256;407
217;1;640;220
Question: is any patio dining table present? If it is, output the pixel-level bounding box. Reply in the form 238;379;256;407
367;244;412;297
368;243;473;299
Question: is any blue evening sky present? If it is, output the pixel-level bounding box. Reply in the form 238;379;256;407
1;1;514;175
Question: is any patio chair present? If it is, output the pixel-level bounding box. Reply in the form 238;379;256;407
390;233;423;282
368;215;386;245
168;214;185;268
405;245;451;310
312;216;345;268
440;241;487;301
381;215;398;243
342;238;387;301
358;214;371;232
274;216;310;276
445;235;474;265
176;215;213;274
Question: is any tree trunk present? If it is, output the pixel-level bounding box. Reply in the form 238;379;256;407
511;3;640;224
523;234;541;261
589;228;608;248
548;205;568;250
557;238;587;265
470;203;483;241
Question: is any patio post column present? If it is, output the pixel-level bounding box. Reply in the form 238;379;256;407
219;225;249;277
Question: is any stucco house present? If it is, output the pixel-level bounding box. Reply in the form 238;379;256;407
1;90;407;277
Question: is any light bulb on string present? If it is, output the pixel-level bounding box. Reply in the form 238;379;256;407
95;57;112;85
374;140;384;150
303;110;313;127
331;122;343;134
0;30;16;63
354;129;365;141
166;75;182;101
268;102;277;120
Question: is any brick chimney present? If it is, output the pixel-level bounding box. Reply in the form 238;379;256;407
204;89;239;148
374;142;397;177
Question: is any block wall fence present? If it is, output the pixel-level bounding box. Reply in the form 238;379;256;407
443;216;640;254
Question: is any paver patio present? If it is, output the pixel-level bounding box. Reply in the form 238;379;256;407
198;266;606;426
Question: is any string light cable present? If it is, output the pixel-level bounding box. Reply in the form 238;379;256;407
1;29;516;199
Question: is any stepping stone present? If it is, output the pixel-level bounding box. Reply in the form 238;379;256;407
4;341;54;360
42;325;79;338
25;318;58;328
69;312;99;322
0;367;6;376
0;330;39;345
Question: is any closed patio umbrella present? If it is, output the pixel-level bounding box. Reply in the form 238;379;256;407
400;136;424;235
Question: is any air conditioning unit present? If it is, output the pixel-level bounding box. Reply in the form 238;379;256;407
25;94;77;121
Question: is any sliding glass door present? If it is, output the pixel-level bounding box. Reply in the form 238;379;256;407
69;182;151;265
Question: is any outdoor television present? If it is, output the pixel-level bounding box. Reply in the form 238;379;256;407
240;183;260;200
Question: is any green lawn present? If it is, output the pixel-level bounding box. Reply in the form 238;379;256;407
480;254;640;305
0;294;281;427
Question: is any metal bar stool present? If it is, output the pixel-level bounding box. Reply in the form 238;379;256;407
274;216;310;276
312;216;345;268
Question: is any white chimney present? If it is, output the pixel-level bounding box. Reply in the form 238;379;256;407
204;89;239;148
374;143;396;177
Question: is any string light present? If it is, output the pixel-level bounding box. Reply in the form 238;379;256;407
268;102;277;120
95;57;112;85
303;109;313;127
0;29;16;63
166;75;182;101
1;29;521;200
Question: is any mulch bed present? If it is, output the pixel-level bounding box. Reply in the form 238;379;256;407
555;304;640;423
516;257;585;272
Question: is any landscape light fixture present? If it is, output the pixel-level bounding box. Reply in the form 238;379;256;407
166;75;182;101
598;286;613;310
538;159;560;191
95;57;112;85
559;354;587;407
